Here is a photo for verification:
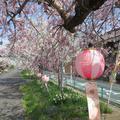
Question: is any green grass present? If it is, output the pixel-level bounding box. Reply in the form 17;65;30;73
20;69;37;79
20;70;112;120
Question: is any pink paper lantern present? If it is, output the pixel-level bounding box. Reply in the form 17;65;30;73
42;75;49;83
75;49;105;80
37;73;42;78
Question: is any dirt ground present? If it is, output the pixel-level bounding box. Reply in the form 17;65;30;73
0;70;25;120
101;105;120;120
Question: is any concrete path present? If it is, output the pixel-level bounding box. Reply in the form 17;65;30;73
0;69;25;120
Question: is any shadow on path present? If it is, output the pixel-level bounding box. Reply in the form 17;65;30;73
0;70;26;120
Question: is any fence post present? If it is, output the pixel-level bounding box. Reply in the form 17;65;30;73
101;87;104;98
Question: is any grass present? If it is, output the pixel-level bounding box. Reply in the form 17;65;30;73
20;69;37;79
20;70;112;120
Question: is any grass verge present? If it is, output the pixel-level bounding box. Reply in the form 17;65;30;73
20;70;112;120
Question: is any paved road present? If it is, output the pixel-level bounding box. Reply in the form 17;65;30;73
0;69;25;120
44;71;120;106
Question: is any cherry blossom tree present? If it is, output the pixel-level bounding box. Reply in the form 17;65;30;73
0;0;120;83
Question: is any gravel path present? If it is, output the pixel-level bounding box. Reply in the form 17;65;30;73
0;69;25;120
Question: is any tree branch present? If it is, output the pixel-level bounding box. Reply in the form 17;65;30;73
8;0;29;23
63;0;107;32
7;0;108;33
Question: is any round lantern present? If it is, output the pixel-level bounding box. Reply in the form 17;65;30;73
75;49;105;80
37;73;42;78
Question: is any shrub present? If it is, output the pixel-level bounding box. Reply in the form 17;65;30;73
50;93;69;105
100;101;112;113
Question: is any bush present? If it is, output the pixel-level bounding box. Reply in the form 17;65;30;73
100;101;112;113
50;93;69;105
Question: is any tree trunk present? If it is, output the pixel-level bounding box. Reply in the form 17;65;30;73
58;61;64;96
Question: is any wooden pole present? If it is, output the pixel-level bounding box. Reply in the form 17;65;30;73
86;81;101;120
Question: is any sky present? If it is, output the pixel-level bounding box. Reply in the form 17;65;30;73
0;36;9;47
